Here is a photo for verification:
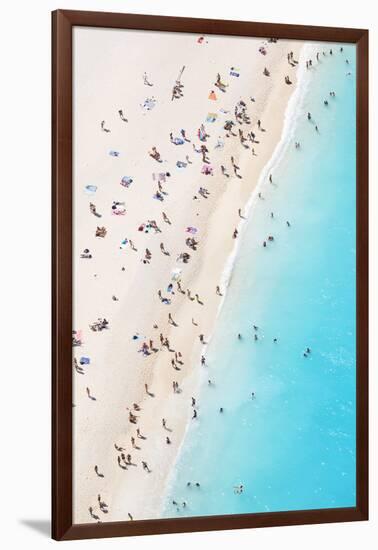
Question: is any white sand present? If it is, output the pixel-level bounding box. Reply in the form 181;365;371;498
73;27;303;523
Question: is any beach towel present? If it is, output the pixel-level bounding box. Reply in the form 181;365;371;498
171;136;185;145
152;172;169;183
141;97;156;111
112;208;126;215
85;185;97;194
201;164;214;175
208;90;217;100
171;268;182;281
229;67;240;77
186;227;198;234
121;176;133;187
72;329;82;346
206;113;218;123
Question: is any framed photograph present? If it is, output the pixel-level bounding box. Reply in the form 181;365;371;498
52;10;368;541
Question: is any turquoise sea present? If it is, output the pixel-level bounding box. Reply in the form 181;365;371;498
163;43;356;518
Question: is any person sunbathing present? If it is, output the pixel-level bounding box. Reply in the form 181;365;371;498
118;109;128;122
95;226;107;238
100;120;110;133
214;72;228;92
149;147;162;162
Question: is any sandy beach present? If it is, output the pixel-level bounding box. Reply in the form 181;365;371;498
73;27;303;523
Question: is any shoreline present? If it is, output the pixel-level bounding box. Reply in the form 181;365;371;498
160;42;317;517
73;30;306;523
160;42;357;517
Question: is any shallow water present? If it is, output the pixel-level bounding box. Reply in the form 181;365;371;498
164;43;356;518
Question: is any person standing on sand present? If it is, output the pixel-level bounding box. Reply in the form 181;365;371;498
118;110;128;122
117;456;127;470
143;72;153;86
142;461;151;473
144;383;153;397
195;293;204;305
90;202;102;218
231;156;242;178
137;428;146;439
221;165;230;178
94;465;104;478
89;507;100;521
86;387;96;401
160;243;170;256
168;313;178;326
162;212;171;224
187;289;195;301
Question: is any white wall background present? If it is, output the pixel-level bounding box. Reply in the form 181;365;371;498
0;0;375;548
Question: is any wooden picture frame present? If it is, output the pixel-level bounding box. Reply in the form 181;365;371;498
52;9;368;541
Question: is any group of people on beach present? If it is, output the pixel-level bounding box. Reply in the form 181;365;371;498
77;38;346;523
